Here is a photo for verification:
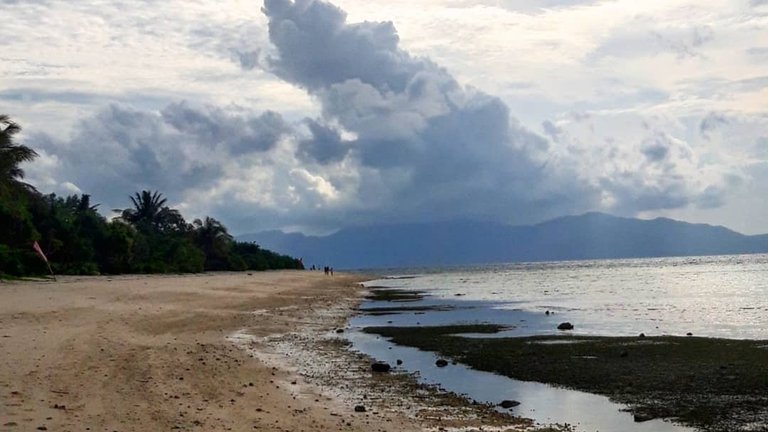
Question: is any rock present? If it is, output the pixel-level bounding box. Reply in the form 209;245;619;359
557;322;574;330
371;362;391;373
435;359;449;367
686;332;693;336
335;329;344;334
396;359;403;365
499;400;520;409
354;405;366;413
638;333;645;338
633;413;655;422
545;310;550;315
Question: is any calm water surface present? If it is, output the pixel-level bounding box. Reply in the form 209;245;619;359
363;254;768;339
346;254;768;431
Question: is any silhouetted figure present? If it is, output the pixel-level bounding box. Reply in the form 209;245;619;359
330;267;334;276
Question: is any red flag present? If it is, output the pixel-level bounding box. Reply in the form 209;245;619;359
32;241;49;264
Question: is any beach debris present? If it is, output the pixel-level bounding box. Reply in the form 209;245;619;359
633;412;655;422
52;403;66;410
435;359;449;368
557;322;574;330
499;400;520;409
354;405;366;412
371;361;391;373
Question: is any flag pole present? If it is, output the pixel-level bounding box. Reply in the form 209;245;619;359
45;261;56;282
32;241;56;281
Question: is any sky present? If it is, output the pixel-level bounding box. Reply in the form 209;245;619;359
2;0;767;235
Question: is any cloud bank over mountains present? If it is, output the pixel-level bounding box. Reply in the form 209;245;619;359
4;0;767;234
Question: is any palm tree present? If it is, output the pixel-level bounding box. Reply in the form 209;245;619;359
124;190;166;224
118;190;186;232
193;217;233;270
0;115;38;197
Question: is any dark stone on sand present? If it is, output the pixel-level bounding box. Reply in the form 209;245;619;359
634;413;655;422
336;329;344;334
371;362;391;373
687;332;693;336
435;359;449;367
36;427;47;431
354;405;366;412
639;333;645;338
557;322;574;330
545;310;550;315
396;359;403;365
499;400;520;409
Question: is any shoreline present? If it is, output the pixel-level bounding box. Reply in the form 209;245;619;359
0;271;536;431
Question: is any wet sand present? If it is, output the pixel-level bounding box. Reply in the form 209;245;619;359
0;271;523;432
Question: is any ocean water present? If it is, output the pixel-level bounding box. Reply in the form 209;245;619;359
345;254;768;431
359;254;768;339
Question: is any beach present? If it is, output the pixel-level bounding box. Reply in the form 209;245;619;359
0;271;521;432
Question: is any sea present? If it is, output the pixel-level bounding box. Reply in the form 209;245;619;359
344;254;768;432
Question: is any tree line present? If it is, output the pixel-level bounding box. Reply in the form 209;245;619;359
0;115;304;277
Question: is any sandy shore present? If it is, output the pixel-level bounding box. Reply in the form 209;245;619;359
0;271;524;432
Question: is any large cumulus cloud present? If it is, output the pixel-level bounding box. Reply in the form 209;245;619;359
259;0;599;224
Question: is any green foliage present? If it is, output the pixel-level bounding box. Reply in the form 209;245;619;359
0;115;38;199
0;116;305;277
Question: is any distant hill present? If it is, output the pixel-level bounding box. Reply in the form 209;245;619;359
237;212;768;269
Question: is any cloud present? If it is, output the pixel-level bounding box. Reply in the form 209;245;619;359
19;0;748;234
296;119;351;164
260;0;601;223
25;103;293;211
699;112;729;139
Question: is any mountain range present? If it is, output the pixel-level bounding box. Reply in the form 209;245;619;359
237;212;768;269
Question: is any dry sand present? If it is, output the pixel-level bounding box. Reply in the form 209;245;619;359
0;271;529;432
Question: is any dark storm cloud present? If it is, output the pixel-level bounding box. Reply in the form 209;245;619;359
264;0;430;93
261;0;596;223
297;119;350;164
160;102;289;155
28;103;290;211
